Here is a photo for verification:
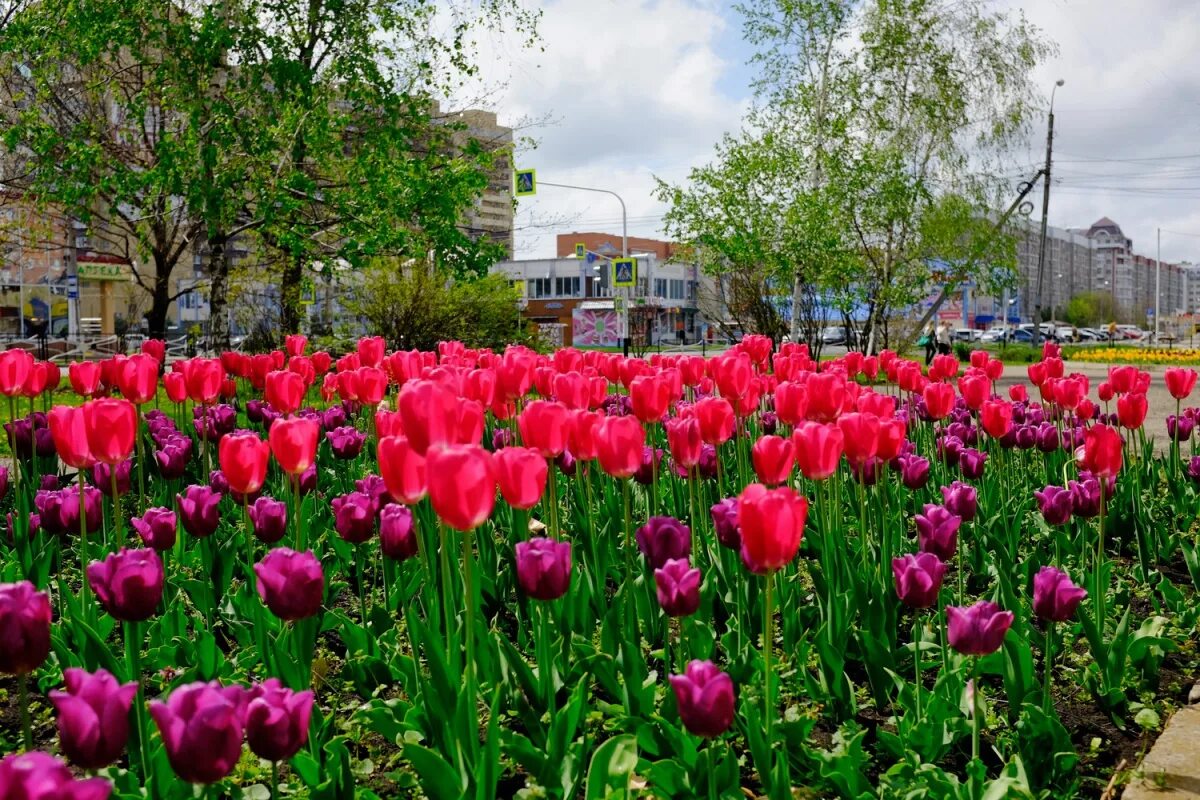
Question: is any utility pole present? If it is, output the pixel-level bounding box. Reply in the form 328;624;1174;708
1033;79;1064;348
1155;227;1162;342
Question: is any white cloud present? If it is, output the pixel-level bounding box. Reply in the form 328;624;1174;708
449;0;748;257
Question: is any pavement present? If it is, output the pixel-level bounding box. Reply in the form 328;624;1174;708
1123;703;1200;799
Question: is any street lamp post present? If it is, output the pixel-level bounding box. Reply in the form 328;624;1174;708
1033;78;1064;348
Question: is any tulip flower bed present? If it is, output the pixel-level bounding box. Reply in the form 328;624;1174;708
1;337;1199;800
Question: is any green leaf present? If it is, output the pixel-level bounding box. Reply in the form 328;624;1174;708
403;743;465;800
584;734;637;800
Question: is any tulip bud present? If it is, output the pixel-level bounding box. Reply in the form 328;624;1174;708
131;507;177;551
245;678;315;762
149;681;247;784
1034;485;1073;526
177;485;222;538
915;504;960;561
891;552;947;609
709;498;740;550
49;668;138;769
332;491;375;544
0;581;52;674
946;601;1014;656
940;481;977;522
92;460;132;497
380;504;418;561
635;516;691;570
654;558;700;617
737;484;806;574
1031;566;1087;623
255;548;324;620
0;751;111;798
248;497;288;544
514;537;571;600
86;548;164;621
669;660;735;738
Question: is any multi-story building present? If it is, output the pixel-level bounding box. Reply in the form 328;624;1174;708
441;108;514;257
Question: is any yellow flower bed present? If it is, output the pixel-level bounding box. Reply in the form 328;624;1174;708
1066;347;1200;365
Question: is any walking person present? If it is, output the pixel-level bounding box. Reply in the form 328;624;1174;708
920;324;935;366
935;322;952;356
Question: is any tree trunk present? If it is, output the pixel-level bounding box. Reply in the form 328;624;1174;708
280;252;304;335
146;255;172;338
207;231;231;350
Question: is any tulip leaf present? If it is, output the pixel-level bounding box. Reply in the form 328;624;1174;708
403;743;466;800
584;733;637;800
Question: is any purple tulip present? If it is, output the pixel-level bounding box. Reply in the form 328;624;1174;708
59;485;104;536
86;548;164;622
0;581;52;674
355;474;392;514
379;504;417;561
1014;424;1036;450
92;460;131;497
1035;422;1059;453
4;418;32;458
326;426;366;460
710;498;740;550
208;469;231;496
131;507;177;551
321;405;347;431
936;433;963;466
1188;456;1200;484
941;481;977;522
915;503;960;561
636;516;691;569
49;668;138;770
255;548;324;620
299;463;317;495
759;411;778;436
6;512;40;544
155;442;190;479
1168;414;1196;442
0;465;8;501
696;443;719;479
332;491;375;544
260;406;282;429
891;552;947;609
633;446;664;486
149;681;248;784
34;489;66;535
1034;485;1073;526
515;537;572;600
959;448;987;480
946;601;1014;656
245;678;314;762
669;660;735;738
40;473;60;491
177;485;222;538
248;497;288;544
1069;478;1100;519
944;421;972;446
556;448;577;477
0;751;111;799
853;457;884;486
1024;405;1045;427
897;454;930;491
491;427;514;450
1032;566;1087;623
654;558;701;617
246;399;266;423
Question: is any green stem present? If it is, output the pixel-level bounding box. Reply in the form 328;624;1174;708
1096;481;1106;631
271;760;280;800
438;525;457;671
111;468;122;546
462;527;478;742
763;570;774;745
78;470;91;622
1043;622;1054;714
913;618;922;722
135;408;146;509
971;657;982;797
126;620;148;779
547;464;559;539
356;543;369;631
18;673;31;751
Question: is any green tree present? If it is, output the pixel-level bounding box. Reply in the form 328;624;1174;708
661;0;1053;351
1065;291;1116;328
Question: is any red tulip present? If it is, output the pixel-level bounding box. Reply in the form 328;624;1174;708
837;412;879;471
83;398;136;465
1080;424;1122;478
0;349;33;396
792;422;844;480
693;396;735;445
285;334;308;358
931;353;959;381
596;415;645;479
354;367;388;406
876;417;907;461
751;435;794;486
68;361;102;397
569;409;602;460
269;417;320;476
311;351;331;374
141;338;166;363
184;358;224;404
377;435;427;504
957;373;989;411
922;382;954;420
118;354;159;405
980;399;1013;439
665;417;702;470
397;380;460;455
426;444;495;530
1165;367;1198;400
265;370;305;415
804;373;846;423
773;381;808;426
1053;377;1085;410
493;446;548;510
518;400;570;457
219;432;270;496
48;406;95;469
354;336;384;368
630;375;671;423
162;371;185;404
737;483;807;574
1116;392;1147;430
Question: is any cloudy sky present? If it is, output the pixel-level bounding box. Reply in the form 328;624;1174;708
464;0;1200;263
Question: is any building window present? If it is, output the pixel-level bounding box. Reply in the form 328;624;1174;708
669;279;685;300
654;278;668;297
528;278;552;298
555;276;580;297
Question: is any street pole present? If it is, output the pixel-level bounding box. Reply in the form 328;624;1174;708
535;180;629;354
1156;227;1162;342
1033;79;1064;348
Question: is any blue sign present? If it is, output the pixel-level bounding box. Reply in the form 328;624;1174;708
66;275;78;299
586;252;598;265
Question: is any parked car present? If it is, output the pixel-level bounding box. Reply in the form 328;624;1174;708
820;326;847;346
1116;325;1146;340
1053;326;1078;343
953;328;982;342
980;327;1008;343
1077;328;1102;342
